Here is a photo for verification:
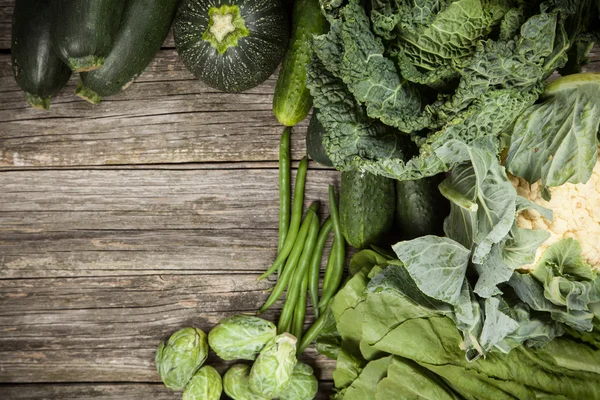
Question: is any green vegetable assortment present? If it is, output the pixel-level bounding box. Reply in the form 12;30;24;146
21;0;592;397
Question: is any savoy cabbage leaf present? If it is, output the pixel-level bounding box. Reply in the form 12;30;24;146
307;0;589;181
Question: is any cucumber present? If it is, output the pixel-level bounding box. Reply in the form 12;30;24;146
306;110;333;167
395;175;449;240
340;169;396;249
11;0;71;110
51;0;125;72
273;0;328;126
76;0;178;103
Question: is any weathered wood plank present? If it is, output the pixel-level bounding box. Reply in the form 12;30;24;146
0;228;337;279
0;382;334;399
0;51;311;168
0;0;12;50
0;168;338;232
0;273;335;383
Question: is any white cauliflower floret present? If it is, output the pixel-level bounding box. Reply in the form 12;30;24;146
509;152;600;270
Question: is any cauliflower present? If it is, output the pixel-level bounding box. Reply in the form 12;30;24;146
509;152;600;270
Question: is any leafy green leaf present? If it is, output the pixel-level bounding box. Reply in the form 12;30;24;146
374;357;462;400
479;296;519;352
508;272;595;331
315;307;342;360
342;356;392;400
439;140;517;263
392;236;470;304
506;73;600;192
531;239;600;311
494;303;565;354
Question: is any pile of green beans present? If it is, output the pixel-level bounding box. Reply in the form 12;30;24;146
258;128;345;352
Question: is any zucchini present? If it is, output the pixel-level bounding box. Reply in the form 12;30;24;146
76;0;178;103
340;169;396;249
174;0;289;92
395;175;449;240
306;110;333;167
11;0;71;110
51;0;125;72
272;0;328;126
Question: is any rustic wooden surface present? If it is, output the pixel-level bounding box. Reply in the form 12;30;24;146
0;0;599;397
0;0;335;397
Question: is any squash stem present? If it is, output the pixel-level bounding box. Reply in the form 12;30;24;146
69;56;105;72
25;93;51;110
76;82;102;104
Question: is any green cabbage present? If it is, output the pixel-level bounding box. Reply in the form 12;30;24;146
307;0;597;181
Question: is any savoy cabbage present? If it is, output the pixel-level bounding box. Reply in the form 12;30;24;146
307;0;599;181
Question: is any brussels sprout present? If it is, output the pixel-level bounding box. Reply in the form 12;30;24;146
155;327;208;390
182;365;222;400
208;314;276;361
249;333;298;398
280;362;319;400
223;364;269;400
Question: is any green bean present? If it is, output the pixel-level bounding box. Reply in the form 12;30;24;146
259;203;317;313
318;185;345;309
320;238;336;294
278;127;291;253
296;304;329;355
277;206;320;333
292;270;309;341
308;218;332;318
260;157;309;280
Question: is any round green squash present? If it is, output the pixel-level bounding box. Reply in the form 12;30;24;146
174;0;289;92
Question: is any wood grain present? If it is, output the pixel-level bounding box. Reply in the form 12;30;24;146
0;272;335;383
0;168;338;234
0;382;333;399
0;51;311;168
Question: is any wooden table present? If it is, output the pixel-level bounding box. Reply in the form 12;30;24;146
1;1;599;397
0;1;336;398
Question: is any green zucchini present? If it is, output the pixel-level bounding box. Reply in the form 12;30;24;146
76;0;178;103
306;110;333;167
272;0;328;126
340;169;396;249
51;0;125;72
11;0;71;110
395;175;449;240
174;0;289;92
